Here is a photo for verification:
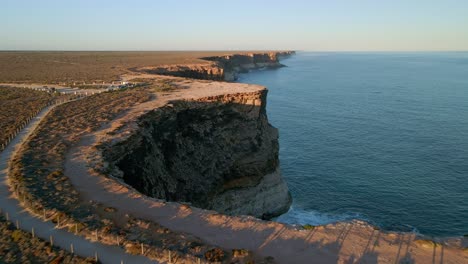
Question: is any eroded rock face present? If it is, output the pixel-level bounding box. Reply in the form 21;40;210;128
141;63;226;81
102;90;292;218
138;51;295;82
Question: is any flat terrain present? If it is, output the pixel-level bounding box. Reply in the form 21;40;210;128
10;88;152;218
1;51;466;263
8;86;232;263
0;86;52;147
64;78;467;264
0;101;158;263
0;51;269;84
0;216;92;263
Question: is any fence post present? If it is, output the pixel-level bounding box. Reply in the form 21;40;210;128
50;235;54;246
141;243;144;255
70;243;74;254
95;251;98;262
32;227;35;238
16;220;19;229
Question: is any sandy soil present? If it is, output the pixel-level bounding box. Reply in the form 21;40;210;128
0;100;156;263
64;75;468;264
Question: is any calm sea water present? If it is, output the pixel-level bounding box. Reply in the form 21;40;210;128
237;52;468;237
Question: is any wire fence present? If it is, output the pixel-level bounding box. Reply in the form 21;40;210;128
0;88;102;152
0;89;215;264
0;206;211;264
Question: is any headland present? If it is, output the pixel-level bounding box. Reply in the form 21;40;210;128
1;50;466;263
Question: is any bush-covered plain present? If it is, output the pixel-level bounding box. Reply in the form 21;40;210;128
9;88;228;262
0;215;95;263
0;51;250;84
0;86;53;147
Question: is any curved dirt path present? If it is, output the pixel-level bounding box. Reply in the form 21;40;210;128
64;82;468;264
0;103;156;263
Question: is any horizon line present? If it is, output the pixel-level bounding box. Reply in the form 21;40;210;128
1;49;468;53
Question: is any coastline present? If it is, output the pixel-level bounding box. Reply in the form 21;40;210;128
134;51;296;81
238;53;468;241
63;51;468;262
235;52;466;241
2;51;467;263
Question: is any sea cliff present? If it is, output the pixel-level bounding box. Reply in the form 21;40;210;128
101;88;292;219
9;50;466;263
136;51;295;81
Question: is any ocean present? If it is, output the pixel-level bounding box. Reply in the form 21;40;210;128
237;52;468;237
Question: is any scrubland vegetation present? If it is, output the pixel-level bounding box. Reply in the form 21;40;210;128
130;78;178;92
0;215;94;263
0;86;53;147
10;88;152;221
8;88;234;262
0;51;244;84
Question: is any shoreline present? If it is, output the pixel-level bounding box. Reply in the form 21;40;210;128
236;52;467;242
2;51;466;263
3;51;465;241
61;60;466;262
3;52;465;241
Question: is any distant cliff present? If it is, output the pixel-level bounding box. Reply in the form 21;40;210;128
101;89;292;219
137;51;295;81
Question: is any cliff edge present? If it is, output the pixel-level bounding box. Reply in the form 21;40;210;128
135;51;295;81
98;80;292;219
57;52;466;263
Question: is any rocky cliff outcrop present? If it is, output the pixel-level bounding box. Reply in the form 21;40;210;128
101;89;292;219
139;63;226;81
202;51;295;81
137;51;295;81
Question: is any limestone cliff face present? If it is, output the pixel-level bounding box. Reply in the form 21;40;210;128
202;51;295;81
138;51;295;82
101;90;292;219
141;63;226;81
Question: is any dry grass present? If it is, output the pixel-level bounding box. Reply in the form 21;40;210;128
13;88;152;206
129;78;179;92
0;86;53;147
0;51;263;84
8;88;223;262
10;88;152;228
0;216;94;263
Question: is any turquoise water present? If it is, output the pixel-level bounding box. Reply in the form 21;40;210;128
237;52;468;237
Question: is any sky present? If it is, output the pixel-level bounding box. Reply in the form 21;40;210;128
1;0;468;51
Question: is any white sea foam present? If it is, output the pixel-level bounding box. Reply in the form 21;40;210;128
275;206;362;226
275;207;423;235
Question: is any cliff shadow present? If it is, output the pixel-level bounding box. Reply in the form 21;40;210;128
100;93;292;220
248;222;372;264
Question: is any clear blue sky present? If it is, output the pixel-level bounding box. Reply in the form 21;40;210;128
1;0;467;51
